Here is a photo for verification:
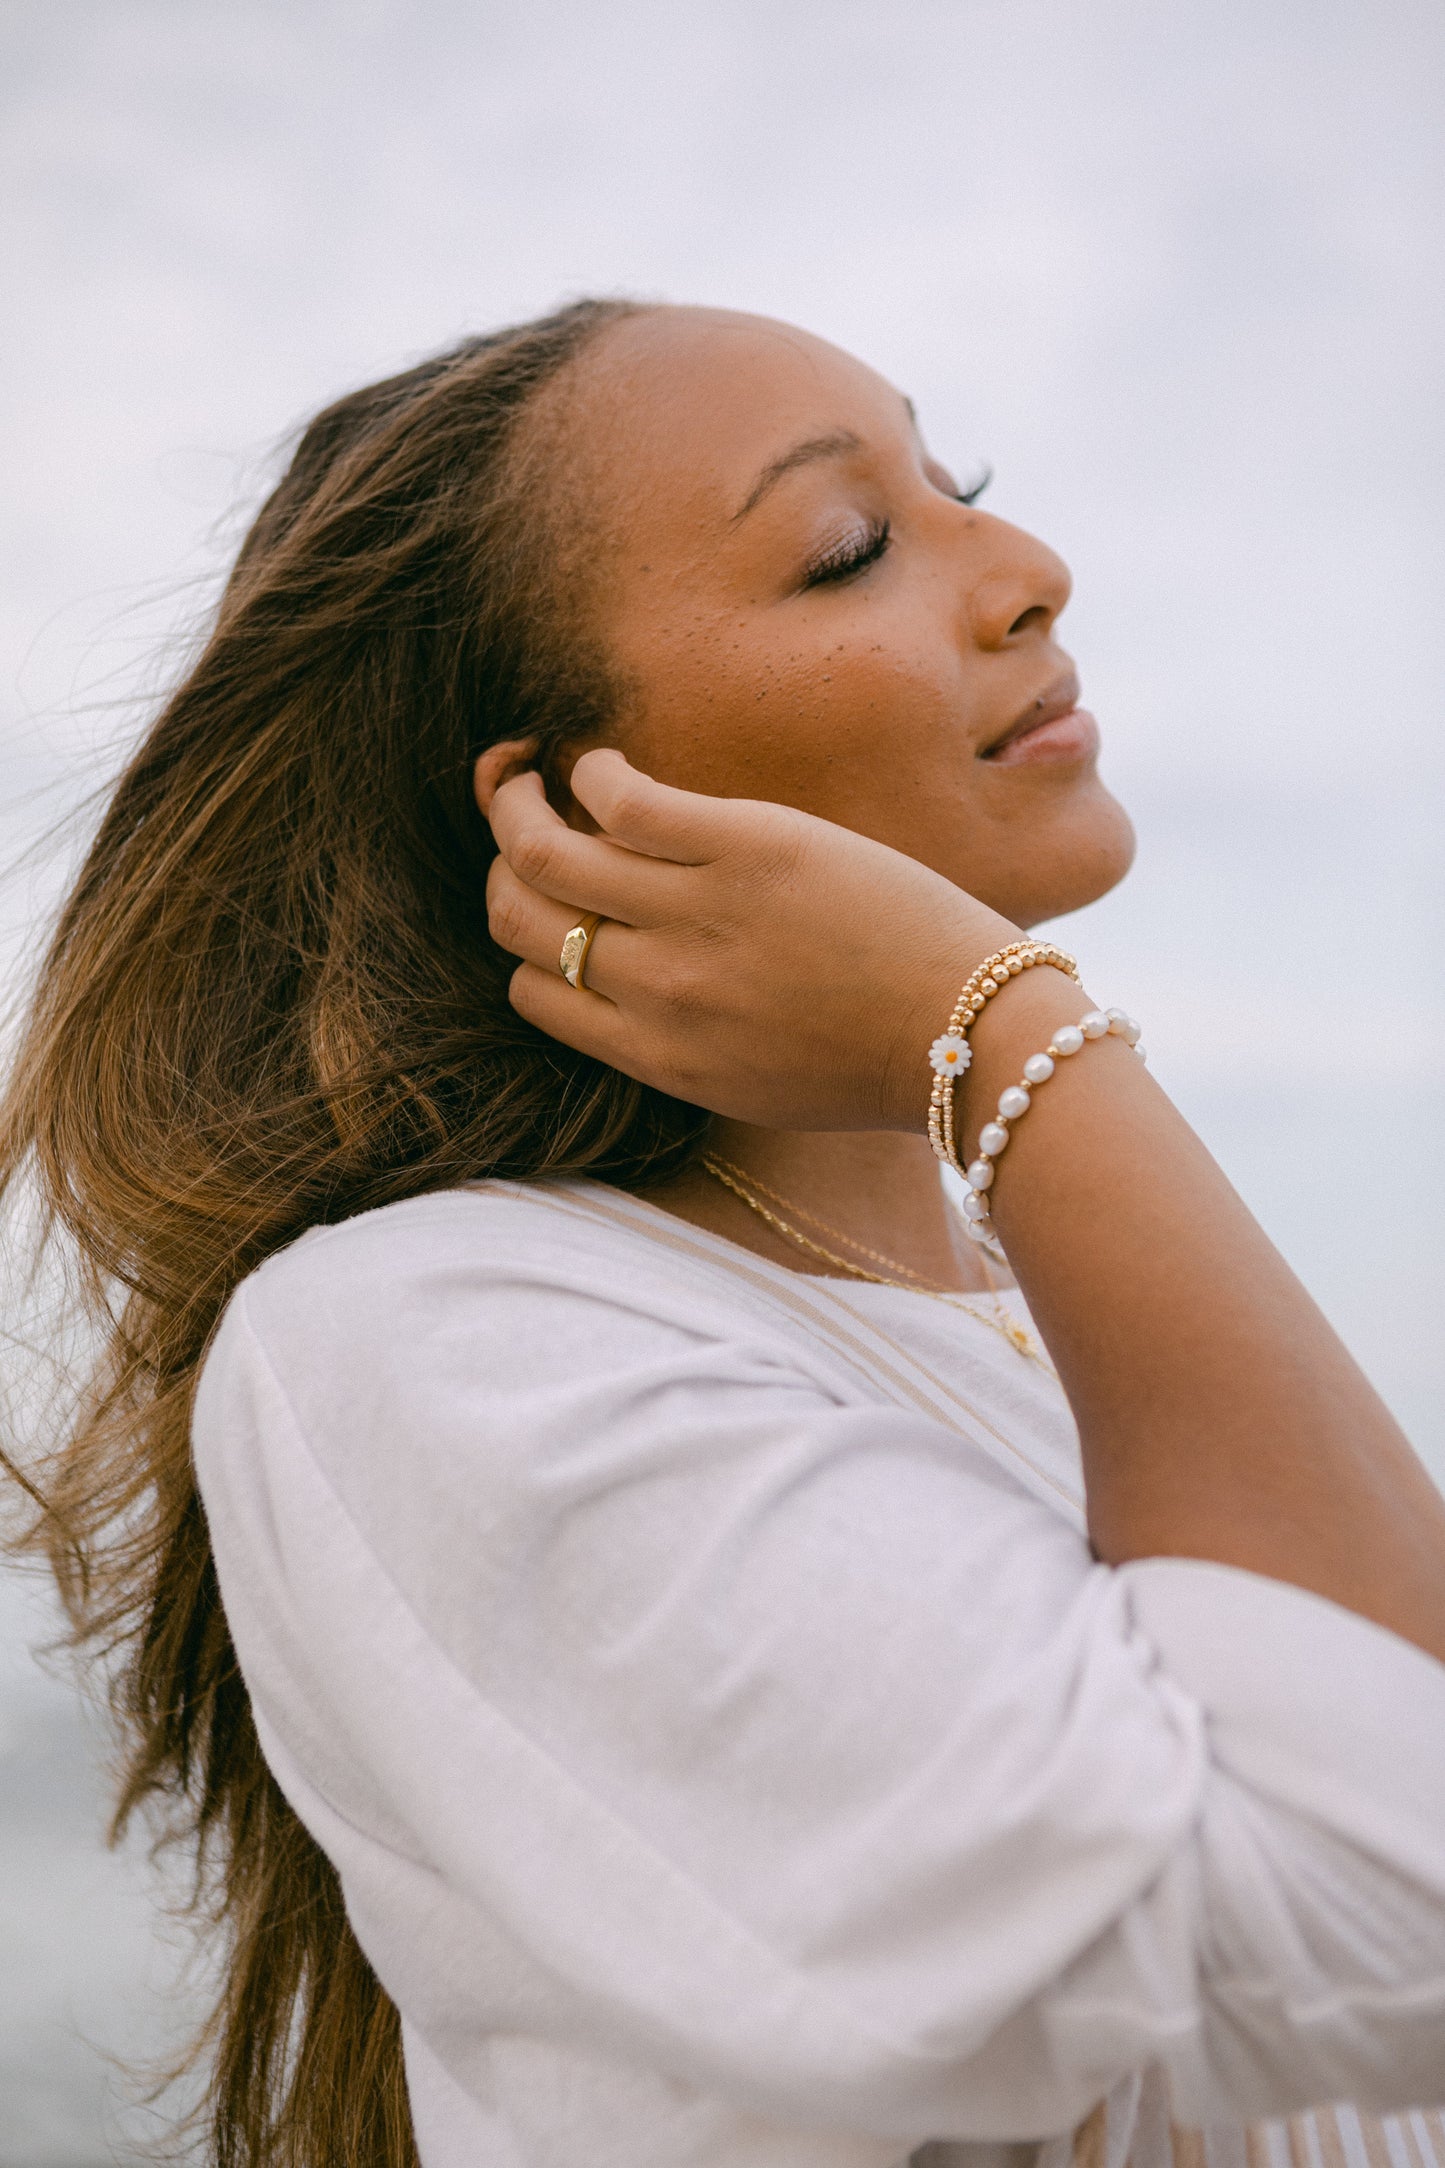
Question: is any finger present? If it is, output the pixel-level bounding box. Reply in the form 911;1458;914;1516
569;748;764;866
487;769;678;919
485;859;626;995
507;960;648;1076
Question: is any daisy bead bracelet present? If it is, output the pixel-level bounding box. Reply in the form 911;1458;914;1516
927;940;1081;1177
954;1006;1145;1251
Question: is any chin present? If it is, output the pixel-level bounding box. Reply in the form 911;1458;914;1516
988;786;1136;929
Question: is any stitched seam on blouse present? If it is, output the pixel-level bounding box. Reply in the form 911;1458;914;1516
1203;1970;1445;2024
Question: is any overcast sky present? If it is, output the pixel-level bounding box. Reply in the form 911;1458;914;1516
0;8;1441;2147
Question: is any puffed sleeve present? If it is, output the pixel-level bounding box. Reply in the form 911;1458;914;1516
191;1197;1445;2149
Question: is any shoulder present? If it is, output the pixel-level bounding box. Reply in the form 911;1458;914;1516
192;1180;859;1535
229;1177;687;1312
207;1179;775;1393
205;1179;830;1401
193;1180;1097;1735
226;1177;798;1334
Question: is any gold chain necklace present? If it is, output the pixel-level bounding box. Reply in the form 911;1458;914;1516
700;1155;1055;1375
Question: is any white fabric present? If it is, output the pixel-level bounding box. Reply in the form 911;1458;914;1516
190;1178;1445;2168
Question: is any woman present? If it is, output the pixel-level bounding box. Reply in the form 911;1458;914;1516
4;296;1444;2168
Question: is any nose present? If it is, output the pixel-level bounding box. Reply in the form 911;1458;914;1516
965;514;1073;650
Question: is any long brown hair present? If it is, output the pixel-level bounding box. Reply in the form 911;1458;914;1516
0;296;709;2166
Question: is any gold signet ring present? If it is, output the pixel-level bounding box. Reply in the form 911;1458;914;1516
559;913;602;990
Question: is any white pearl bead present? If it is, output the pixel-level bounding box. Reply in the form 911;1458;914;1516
1106;1007;1141;1045
966;1158;994;1190
961;1188;990;1220
978;1121;1010;1156
1133;1044;1147;1064
1022;1052;1055;1084
1079;1009;1110;1039
965;1215;995;1244
1051;1024;1085;1055
997;1084;1031;1120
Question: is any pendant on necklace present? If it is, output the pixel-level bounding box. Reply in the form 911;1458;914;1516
1002;1314;1035;1358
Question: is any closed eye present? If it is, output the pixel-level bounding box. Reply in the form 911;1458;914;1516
802;518;891;588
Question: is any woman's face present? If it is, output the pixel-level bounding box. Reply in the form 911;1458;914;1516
551;306;1135;926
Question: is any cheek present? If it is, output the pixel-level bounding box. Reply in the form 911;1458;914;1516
614;609;969;815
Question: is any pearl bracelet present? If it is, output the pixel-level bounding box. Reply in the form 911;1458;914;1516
958;1006;1144;1250
927;941;1080;1175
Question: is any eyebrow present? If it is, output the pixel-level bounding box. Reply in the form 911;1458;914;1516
729;396;920;525
729;429;865;524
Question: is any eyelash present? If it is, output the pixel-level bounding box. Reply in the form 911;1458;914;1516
803;518;891;588
800;469;993;589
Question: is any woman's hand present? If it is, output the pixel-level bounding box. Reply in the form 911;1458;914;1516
483;749;1020;1131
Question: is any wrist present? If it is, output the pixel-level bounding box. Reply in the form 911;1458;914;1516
879;905;1023;1130
954;965;1104;1159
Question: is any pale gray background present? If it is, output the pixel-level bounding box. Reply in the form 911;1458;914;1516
1;1;1441;2158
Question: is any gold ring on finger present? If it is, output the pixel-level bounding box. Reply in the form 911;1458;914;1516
559;912;603;990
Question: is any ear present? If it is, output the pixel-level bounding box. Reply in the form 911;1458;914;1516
473;738;539;819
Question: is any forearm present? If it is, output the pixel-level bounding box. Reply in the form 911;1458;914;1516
957;965;1445;1663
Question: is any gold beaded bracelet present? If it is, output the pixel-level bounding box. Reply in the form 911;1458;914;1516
926;941;1081;1175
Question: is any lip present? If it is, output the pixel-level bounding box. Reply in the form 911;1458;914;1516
981;671;1099;768
988;706;1100;767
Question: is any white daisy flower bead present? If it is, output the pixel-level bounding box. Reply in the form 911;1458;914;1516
928;1032;972;1078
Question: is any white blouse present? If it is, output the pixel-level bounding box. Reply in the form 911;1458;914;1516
191;1178;1445;2168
